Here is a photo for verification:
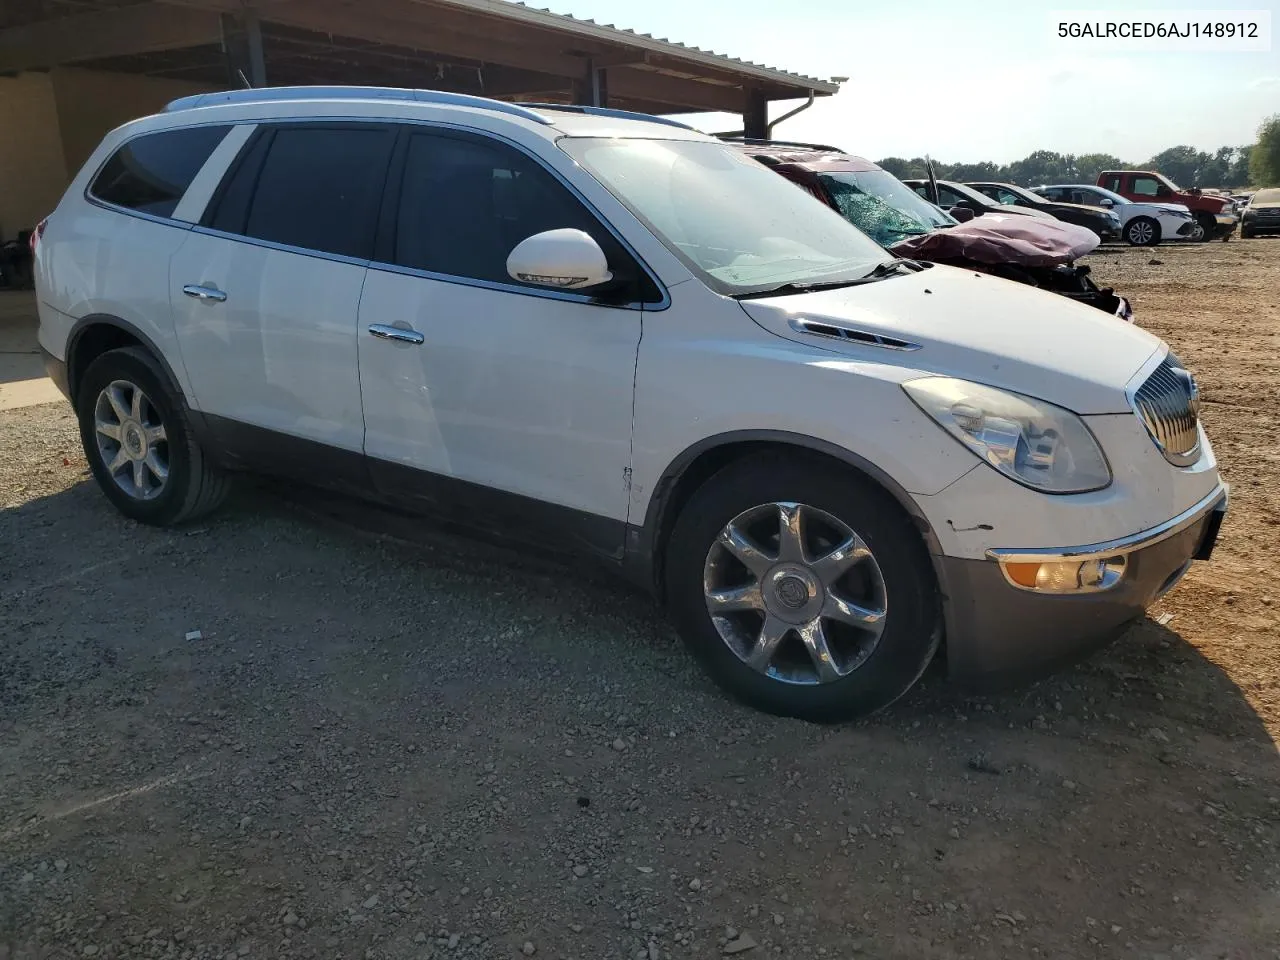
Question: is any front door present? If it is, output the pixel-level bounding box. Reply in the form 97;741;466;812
356;128;660;559
171;122;396;479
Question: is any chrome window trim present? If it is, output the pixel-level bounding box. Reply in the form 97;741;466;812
364;261;657;311
81;114;670;310
188;225;373;268
83;197;195;230
985;482;1227;563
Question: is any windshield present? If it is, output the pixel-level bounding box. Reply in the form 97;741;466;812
818;171;954;246
558;138;888;296
1154;171;1181;191
1252;188;1280;204
1087;185;1131;205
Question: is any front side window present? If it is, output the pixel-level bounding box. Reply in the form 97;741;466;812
90;125;232;217
559;138;887;296
208;125;396;259
817;170;953;247
993;187;1023;205
391;131;654;300
1132;176;1162;197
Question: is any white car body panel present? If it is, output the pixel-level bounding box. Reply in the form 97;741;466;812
356;266;640;522
168;230;368;451
739;267;1160;415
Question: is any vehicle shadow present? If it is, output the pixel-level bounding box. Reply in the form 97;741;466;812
2;479;1277;958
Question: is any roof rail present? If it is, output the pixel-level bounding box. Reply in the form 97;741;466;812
718;135;845;152
163;86;554;124
514;103;699;131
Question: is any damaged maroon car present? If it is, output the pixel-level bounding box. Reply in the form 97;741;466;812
729;141;1132;322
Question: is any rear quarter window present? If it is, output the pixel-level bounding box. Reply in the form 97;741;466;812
89;125;233;218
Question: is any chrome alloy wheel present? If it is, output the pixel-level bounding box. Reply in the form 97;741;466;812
93;379;169;500
702;501;888;685
1129;220;1155;244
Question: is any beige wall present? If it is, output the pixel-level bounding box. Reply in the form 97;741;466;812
0;67;221;240
50;67;219;177
0;72;68;239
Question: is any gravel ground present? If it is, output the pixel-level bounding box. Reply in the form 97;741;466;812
2;240;1279;960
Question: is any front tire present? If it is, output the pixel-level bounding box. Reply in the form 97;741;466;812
1194;212;1216;243
1125;216;1160;246
664;454;941;722
76;346;230;526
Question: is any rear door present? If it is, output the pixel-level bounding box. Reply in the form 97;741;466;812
170;122;395;479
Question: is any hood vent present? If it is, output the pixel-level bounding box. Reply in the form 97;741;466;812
789;316;922;352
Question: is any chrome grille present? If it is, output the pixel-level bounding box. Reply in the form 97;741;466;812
1132;354;1201;467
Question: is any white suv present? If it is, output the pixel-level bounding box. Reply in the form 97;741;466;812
34;87;1227;721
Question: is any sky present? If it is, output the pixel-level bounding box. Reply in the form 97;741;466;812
551;0;1280;163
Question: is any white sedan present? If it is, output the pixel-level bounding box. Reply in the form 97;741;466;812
1034;184;1197;246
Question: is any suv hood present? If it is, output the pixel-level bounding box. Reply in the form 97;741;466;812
739;264;1161;415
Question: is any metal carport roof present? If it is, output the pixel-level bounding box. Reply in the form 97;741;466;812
0;0;841;133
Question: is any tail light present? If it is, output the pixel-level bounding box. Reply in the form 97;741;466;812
30;217;48;257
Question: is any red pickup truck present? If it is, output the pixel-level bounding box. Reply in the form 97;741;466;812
1097;171;1238;241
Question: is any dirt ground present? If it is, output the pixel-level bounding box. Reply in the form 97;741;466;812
1;239;1278;960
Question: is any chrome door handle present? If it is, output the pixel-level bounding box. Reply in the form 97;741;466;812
368;323;425;345
183;283;227;302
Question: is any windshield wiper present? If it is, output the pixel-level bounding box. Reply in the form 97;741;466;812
860;258;925;279
733;259;928;299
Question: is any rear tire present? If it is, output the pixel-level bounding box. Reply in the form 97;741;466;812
1125;216;1160;246
76;346;230;526
664;454;941;722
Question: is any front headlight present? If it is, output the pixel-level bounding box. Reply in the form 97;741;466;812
903;377;1112;493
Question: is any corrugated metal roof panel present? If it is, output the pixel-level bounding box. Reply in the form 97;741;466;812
433;0;841;94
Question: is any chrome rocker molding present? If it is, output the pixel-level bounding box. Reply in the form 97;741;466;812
985;483;1228;564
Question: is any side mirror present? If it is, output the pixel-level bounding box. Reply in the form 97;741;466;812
1099;198;1114;208
950;206;976;223
506;229;613;290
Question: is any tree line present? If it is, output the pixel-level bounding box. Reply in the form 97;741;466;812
875;115;1280;190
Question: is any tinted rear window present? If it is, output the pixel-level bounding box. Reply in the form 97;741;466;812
240;126;395;259
90;125;232;217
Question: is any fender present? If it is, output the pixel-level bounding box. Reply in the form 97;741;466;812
65;314;185;404
64;313;219;456
624;428;946;596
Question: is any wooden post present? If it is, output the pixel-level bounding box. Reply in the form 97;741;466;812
573;61;608;106
221;9;266;88
742;89;768;140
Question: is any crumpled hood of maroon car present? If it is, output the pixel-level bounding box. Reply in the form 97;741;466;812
887;216;1100;267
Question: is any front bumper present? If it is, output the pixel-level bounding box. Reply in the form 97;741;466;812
939;483;1228;689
